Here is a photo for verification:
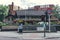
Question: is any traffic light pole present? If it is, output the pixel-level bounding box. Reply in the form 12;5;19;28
44;16;46;37
44;22;46;37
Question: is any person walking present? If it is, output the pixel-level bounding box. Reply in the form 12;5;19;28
18;23;23;33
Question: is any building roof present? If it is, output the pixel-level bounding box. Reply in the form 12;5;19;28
16;9;46;16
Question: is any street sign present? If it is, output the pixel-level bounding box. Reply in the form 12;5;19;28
47;10;52;14
47;8;52;14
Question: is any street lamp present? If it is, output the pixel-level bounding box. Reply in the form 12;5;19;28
25;9;26;25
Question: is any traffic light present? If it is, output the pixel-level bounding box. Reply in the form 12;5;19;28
41;15;45;22
45;11;49;22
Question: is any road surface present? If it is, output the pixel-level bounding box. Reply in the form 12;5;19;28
0;31;60;40
0;36;18;40
0;37;60;40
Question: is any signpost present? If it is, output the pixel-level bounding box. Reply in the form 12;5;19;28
47;8;52;32
43;8;52;37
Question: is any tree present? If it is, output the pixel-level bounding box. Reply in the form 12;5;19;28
0;5;9;21
52;5;60;20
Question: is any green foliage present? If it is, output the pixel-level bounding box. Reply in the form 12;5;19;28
51;22;57;25
52;5;60;19
0;22;9;26
0;22;3;26
0;5;9;21
0;5;9;16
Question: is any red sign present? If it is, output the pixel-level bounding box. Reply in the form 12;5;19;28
47;8;52;10
47;8;52;14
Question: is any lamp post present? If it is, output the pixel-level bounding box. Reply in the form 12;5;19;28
25;9;26;25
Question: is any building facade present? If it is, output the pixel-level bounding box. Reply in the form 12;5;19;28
16;5;58;25
16;9;46;25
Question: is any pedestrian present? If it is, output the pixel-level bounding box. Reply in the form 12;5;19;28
18;23;23;33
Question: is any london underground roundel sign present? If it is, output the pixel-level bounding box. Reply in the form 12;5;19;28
47;8;52;14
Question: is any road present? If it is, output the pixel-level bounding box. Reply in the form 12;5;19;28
0;37;60;40
23;38;60;40
0;36;18;40
0;31;60;40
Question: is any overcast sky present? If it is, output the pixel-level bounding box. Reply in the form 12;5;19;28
0;0;60;9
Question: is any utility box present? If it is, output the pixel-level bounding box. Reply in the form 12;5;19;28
37;27;44;31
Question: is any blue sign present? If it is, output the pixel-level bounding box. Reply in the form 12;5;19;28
47;10;51;14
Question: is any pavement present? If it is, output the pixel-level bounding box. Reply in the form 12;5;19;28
0;31;60;40
23;32;60;40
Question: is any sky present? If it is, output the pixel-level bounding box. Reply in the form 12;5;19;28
0;0;60;9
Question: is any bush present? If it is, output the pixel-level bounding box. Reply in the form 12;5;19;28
51;22;58;25
0;22;9;26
